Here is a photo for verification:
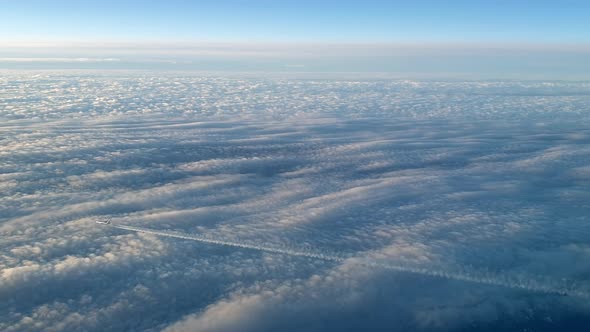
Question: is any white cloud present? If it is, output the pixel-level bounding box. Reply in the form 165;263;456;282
0;57;121;62
1;73;590;331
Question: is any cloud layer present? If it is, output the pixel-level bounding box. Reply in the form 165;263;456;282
1;72;590;331
2;42;590;79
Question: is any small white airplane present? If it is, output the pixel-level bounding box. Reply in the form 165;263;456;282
95;217;112;225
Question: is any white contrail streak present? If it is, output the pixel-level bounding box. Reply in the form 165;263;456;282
111;223;589;298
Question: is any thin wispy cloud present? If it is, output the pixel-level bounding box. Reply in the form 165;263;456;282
2;41;589;79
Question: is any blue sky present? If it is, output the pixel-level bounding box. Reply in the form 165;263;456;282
2;0;589;43
1;1;589;78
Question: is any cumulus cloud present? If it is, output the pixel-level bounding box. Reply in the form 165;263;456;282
1;73;590;331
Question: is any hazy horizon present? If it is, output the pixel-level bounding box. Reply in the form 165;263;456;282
2;1;590;79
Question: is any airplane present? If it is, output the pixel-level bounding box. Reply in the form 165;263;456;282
95;217;112;225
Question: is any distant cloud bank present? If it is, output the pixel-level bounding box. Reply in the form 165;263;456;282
1;42;589;79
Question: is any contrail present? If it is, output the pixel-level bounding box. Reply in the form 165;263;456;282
110;223;589;298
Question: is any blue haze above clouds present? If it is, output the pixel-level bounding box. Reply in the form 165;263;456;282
2;0;590;79
2;1;590;331
2;42;590;80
